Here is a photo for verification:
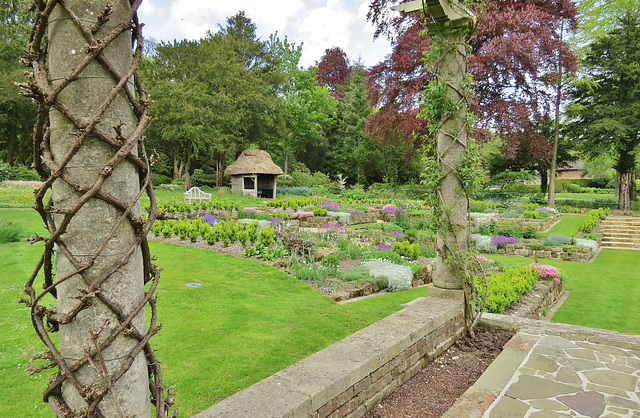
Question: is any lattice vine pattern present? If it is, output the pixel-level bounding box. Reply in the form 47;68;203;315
18;0;173;416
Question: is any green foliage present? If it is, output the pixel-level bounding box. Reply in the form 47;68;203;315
0;220;23;244
391;240;421;260
258;226;276;246
544;234;572;247
580;207;611;233
313;207;328;217
481;266;540;314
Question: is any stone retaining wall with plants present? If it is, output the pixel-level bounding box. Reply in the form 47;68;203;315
499;215;561;231
193;296;465;418
506;279;565;319
496;243;592;262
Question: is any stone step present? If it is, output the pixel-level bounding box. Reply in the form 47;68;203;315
601;237;640;246
600;242;640;249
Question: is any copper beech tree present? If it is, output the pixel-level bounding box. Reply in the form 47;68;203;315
366;0;578;173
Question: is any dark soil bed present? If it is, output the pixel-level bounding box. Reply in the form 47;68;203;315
365;328;514;417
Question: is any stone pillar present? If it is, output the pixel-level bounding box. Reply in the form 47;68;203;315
428;18;474;292
48;0;150;416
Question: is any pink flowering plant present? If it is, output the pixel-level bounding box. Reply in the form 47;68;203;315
291;211;314;218
527;263;563;283
318;199;340;211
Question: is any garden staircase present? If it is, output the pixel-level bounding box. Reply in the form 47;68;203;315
601;216;640;250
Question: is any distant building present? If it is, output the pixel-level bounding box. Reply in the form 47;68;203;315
225;149;283;199
556;161;587;179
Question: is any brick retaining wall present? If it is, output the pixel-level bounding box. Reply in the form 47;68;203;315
193;296;465;418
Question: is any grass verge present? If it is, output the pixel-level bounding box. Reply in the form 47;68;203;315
491;250;640;335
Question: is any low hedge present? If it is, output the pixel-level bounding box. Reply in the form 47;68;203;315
480;266;539;314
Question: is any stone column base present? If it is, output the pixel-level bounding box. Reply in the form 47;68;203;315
429;287;465;302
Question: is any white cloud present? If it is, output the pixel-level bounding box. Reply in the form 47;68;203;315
138;0;391;67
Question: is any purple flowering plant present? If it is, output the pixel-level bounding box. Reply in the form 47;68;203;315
318;221;345;241
385;230;406;240
318;199;340;211
491;235;517;247
376;244;392;251
202;214;221;226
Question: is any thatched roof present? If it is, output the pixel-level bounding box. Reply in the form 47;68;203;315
225;149;284;176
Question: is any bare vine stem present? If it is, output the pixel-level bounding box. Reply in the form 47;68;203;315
19;1;174;416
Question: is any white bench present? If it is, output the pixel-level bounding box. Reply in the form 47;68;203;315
183;186;212;204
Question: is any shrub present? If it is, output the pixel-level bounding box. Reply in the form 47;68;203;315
313;207;328;217
0;220;23;243
528;263;563;282
471;234;497;254
544;234;571;246
392;240;421;260
567;183;582;193
481;266;540;314
318;199;340;211
574;238;598;254
0;162;11;182
580;207;610;233
361;258;413;292
151;172;172;186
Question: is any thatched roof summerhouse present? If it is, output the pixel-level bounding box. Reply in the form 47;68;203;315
225;149;283;199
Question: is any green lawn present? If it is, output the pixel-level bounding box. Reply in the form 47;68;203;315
541;214;584;237
0;208;429;417
491;250;640;334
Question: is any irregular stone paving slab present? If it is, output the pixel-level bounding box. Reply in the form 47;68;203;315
505;375;580;399
524;353;561;373
487;395;531;417
457;315;640;418
538;335;579;349
557;391;605;417
583;370;638;392
555;366;583;386
565;348;598;361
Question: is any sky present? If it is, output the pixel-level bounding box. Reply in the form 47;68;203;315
137;0;393;68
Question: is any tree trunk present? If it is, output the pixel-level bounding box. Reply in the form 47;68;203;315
216;152;226;187
48;1;150;416
616;141;637;210
540;168;549;196
184;139;192;190
548;20;564;208
6;111;17;165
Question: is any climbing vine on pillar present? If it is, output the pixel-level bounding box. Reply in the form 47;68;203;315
18;0;173;416
419;17;488;336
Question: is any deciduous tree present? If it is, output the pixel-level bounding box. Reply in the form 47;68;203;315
366;0;578;181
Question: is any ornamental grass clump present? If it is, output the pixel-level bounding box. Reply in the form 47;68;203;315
0;220;23;244
361;258;413;292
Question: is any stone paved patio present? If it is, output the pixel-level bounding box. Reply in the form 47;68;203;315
445;314;640;417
